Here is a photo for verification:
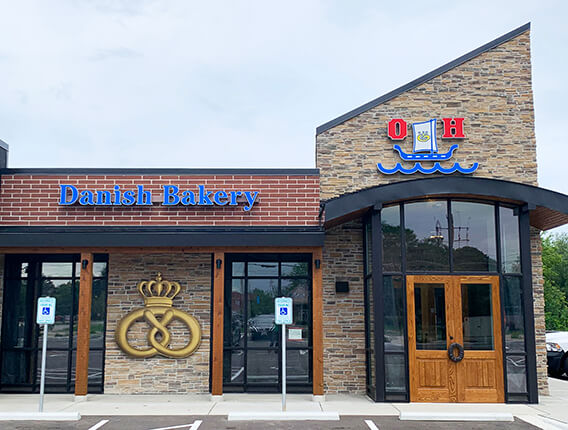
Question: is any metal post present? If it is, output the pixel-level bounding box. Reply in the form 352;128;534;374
282;324;286;412
39;324;48;412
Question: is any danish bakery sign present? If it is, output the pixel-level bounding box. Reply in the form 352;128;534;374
58;184;260;211
377;118;478;175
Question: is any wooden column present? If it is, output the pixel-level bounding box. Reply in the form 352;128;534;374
74;253;93;396
211;251;225;395
312;248;324;396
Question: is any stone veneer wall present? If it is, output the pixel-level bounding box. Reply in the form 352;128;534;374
316;29;549;396
322;220;366;394
104;253;211;394
531;228;548;395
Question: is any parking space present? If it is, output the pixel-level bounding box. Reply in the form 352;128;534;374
0;416;539;430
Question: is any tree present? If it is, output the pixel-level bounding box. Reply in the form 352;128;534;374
542;233;568;330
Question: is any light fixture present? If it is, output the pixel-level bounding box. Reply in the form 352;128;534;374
216;259;222;269
81;259;88;269
315;259;321;269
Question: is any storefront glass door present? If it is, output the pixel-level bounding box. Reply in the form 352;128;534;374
406;275;504;402
223;254;312;393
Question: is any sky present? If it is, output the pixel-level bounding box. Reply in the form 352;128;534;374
0;1;567;233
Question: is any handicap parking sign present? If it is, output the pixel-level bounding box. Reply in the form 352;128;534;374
275;297;293;325
36;297;56;325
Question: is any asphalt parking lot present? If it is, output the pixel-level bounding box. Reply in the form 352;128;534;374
0;416;539;430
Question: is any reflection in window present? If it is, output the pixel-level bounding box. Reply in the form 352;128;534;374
414;283;446;350
405;201;449;271
452;202;497;272
461;283;493;350
506;355;527;393
382;205;401;272
503;276;525;353
384;276;405;352
500;207;521;273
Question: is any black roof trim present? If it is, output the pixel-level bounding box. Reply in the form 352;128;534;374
323;176;568;231
316;22;530;135
0;168;319;176
0;139;8;151
0;226;324;248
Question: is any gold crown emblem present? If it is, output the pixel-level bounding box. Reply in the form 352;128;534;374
137;273;181;307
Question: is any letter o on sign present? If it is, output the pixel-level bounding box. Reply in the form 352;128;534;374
387;119;407;140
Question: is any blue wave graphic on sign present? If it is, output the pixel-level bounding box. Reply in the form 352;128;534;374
377;162;479;175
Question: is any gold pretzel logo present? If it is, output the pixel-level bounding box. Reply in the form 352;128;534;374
115;273;201;358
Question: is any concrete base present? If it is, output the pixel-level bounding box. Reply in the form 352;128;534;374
210;395;223;402
74;395;88;403
399;411;514;422
228;411;340;421
0;412;81;421
312;395;325;402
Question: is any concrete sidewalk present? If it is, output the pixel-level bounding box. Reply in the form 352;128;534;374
0;378;567;428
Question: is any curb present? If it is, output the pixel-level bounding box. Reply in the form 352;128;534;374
399;411;514;422
228;411;340;421
0;412;81;421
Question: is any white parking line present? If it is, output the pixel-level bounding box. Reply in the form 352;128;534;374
148;420;203;430
88;419;109;430
364;419;380;430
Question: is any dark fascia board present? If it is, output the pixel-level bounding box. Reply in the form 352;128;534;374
323;176;568;227
0;168;319;176
316;23;531;135
0;139;8;151
0;226;325;248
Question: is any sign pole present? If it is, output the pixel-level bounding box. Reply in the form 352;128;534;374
39;323;48;412
36;296;56;413
282;323;286;412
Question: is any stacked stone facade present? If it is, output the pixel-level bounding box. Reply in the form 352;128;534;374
104;253;211;394
316;29;549;396
322;221;366;394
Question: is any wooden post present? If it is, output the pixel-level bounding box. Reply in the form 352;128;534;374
312;248;324;396
211;251;225;395
74;253;93;396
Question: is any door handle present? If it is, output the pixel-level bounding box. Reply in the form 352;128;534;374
448;342;464;362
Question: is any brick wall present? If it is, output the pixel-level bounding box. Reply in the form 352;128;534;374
104;253;211;394
0;174;319;226
322;220;366;394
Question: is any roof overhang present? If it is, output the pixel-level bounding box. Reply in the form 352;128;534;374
323;177;568;231
0;226;325;248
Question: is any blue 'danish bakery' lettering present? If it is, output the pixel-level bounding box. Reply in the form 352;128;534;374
58;184;260;211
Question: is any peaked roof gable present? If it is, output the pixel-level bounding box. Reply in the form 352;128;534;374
316;22;531;135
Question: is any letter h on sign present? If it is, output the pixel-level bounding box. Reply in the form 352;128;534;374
442;118;465;138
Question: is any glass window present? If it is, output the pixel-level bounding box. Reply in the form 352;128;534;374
382;205;401;272
365;276;375;397
461;283;494;350
500;207;521;273
384;276;405;353
281;262;308;277
405;201;450;271
452;202;497;272
42;262;73;278
248;262;278;277
414;283;447;350
506;355;527;393
385;354;406;393
232;262;245;277
503;276;525;353
1;255;108;394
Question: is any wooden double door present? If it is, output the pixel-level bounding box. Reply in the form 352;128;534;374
407;275;504;403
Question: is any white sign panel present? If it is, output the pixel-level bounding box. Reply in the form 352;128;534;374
275;297;293;325
36;297;56;325
288;328;302;341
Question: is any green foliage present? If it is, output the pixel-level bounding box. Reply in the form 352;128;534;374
542;233;568;330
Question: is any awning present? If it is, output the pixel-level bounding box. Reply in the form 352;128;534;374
323;177;568;231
